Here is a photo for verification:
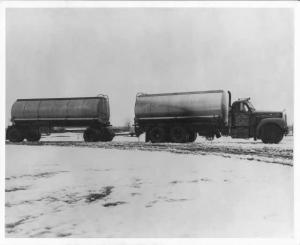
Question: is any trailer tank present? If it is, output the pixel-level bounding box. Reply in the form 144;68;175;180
11;96;110;124
135;90;229;125
7;95;113;143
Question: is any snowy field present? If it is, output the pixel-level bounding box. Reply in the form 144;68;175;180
5;134;293;237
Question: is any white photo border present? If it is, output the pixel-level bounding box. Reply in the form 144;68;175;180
0;1;298;245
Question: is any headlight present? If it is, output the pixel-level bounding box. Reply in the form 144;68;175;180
282;110;286;120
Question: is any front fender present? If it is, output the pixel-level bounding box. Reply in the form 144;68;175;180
256;118;287;138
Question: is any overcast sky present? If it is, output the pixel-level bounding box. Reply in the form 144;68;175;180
6;8;294;126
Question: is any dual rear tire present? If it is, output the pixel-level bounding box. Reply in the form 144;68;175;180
147;125;197;143
83;127;115;142
169;126;189;143
26;128;41;142
148;127;167;143
6;126;41;142
6;126;24;142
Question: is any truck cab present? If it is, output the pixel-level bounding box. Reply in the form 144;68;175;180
229;97;288;143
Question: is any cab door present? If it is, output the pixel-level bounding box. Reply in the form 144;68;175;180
230;102;251;138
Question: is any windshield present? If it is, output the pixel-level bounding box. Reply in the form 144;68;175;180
246;101;256;111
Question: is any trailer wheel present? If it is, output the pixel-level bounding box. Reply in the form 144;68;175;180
149;126;166;143
260;124;283;144
170;126;189;143
83;128;100;142
188;132;197;142
6;126;24;142
99;128;115;142
26;129;41;142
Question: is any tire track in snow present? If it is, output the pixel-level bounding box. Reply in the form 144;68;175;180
6;140;293;166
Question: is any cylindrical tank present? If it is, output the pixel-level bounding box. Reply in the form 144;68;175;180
135;90;229;125
11;95;110;124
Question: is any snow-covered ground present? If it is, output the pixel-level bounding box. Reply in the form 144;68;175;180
8;133;293;166
5;135;293;237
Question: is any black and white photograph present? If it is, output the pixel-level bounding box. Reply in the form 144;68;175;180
1;2;298;241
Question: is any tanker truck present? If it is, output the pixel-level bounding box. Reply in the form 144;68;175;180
134;90;288;144
6;95;114;142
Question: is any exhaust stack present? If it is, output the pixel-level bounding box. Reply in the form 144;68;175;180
228;91;232;108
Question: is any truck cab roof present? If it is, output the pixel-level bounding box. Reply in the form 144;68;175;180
237;97;250;102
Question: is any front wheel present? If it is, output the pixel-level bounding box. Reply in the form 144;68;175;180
6;126;24;142
260;124;283;144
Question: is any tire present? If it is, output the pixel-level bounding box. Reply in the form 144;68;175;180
83;128;101;142
260;124;284;144
149;126;166;143
170;125;189;143
6;126;24;142
25;129;41;142
99;128;115;142
188;132;197;142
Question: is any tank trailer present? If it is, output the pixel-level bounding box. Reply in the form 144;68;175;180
6;95;114;142
134;90;288;144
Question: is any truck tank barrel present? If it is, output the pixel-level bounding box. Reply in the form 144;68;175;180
10;96;110;123
135;90;229;125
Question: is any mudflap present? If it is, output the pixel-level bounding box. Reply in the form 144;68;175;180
145;132;150;142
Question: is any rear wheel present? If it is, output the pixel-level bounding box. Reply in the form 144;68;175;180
260;124;283;144
149;126;166;143
84;127;115;142
170;125;189;143
25;128;41;142
83;128;101;142
6;126;24;142
98;128;115;142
